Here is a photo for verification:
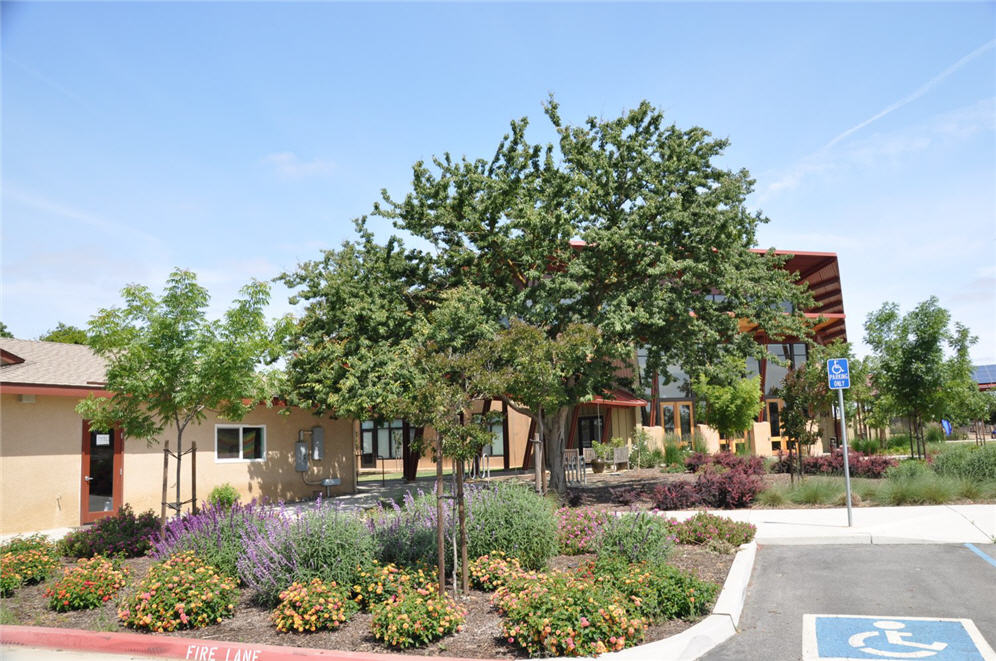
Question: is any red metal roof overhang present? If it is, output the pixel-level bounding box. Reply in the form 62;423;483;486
0;383;111;398
750;249;847;344
590;388;648;408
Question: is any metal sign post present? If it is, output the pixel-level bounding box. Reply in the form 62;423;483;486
828;359;853;527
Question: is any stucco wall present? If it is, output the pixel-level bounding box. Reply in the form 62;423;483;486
122;407;356;515
0;394;356;535
1;394;84;534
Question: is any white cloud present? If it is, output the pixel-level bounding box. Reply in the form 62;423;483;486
759;35;995;200
261;152;336;178
3;185;163;247
759;97;995;200
821;38;995;152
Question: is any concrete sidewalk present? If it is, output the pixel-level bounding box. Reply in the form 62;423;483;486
665;503;996;545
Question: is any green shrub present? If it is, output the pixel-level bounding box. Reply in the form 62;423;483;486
465;482;558;569
372;483;557;572
46;556;129;612
933;444;996;482
468;552;532;592
630;440;659;468
497;571;644;657
585;556;718;623
59;504;160;558
351;562;436;610
207;484;240;510
0;546;60;596
1;534;54;555
663;439;686;467
668;512;756;546
925;425;946;443
118;551;237;631
887;433;912;450
238;504;376;607
597;512;674;565
271;578;357;632
886;459;931;481
851;438;880;455
371;588;464;648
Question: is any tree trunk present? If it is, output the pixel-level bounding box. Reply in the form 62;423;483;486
797;439;804;481
456;460;468;594
435;434;445;595
175;429;183;518
160;440;170;535
543;407;571;495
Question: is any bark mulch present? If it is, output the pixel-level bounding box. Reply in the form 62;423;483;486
1;545;736;659
2;471;752;657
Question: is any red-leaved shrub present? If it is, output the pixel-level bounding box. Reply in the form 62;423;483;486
685;452;765;476
651;482;701;510
694;467;763;509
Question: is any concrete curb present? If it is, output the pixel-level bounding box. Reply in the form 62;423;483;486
0;625;479;661
0;541;761;661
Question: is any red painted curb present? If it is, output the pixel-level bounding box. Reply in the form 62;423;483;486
0;625;483;661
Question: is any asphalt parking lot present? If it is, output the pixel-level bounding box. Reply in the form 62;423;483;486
703;543;996;661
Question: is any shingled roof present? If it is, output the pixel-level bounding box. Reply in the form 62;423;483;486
0;338;107;389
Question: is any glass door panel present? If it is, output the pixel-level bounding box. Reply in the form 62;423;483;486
86;430;114;513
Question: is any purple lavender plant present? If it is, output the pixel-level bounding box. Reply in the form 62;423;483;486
151;501;282;578
236;500;374;607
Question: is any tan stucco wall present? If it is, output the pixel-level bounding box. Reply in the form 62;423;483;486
122;407;356;515
0;395;356;535
1;394;84;534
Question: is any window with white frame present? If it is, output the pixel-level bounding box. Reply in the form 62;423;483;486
215;425;265;461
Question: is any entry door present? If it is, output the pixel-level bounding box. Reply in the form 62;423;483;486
81;421;123;524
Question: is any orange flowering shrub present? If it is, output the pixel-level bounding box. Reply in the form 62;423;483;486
575;556;718;623
496;572;645;657
46;556;129;611
370;587;464;648
468;552;534;592
351;562;436;610
118;551;237;632
0;543;60;597
271;578;357;632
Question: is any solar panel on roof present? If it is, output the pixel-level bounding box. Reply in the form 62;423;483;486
972;364;996;384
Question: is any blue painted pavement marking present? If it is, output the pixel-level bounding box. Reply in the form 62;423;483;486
965;543;996;569
803;615;996;661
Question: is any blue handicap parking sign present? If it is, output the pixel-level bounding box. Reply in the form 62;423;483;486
804;614;996;661
827;358;850;390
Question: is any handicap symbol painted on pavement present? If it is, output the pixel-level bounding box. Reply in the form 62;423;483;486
803;615;996;661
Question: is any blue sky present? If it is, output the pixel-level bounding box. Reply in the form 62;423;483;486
2;2;994;363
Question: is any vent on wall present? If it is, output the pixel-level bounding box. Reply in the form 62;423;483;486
18;394;36;404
